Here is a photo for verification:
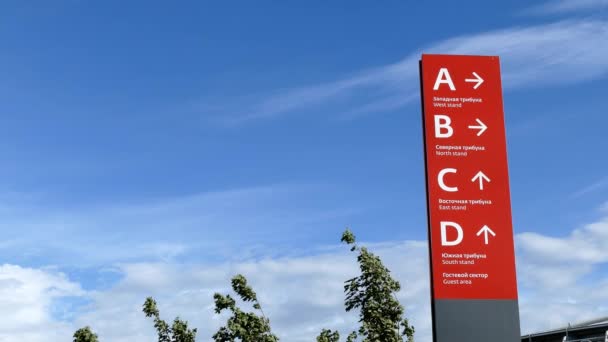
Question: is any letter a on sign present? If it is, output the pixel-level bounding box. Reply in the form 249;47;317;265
433;68;455;91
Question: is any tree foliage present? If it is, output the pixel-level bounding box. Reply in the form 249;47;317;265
212;274;279;342
75;228;414;342
317;329;340;342
317;228;415;342
73;326;99;342
143;297;197;342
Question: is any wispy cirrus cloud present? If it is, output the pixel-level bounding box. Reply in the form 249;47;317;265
524;0;608;15
0;183;362;267
572;175;608;198
213;19;608;124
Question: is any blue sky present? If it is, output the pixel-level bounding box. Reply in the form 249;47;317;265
0;1;607;341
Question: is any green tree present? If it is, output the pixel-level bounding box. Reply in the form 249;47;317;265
317;329;340;342
317;229;415;342
143;297;197;342
73;326;99;342
213;274;278;342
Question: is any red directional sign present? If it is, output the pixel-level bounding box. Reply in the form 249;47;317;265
420;54;518;300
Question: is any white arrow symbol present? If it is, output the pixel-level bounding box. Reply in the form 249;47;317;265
476;225;496;245
471;171;490;190
465;72;484;89
468;118;487;136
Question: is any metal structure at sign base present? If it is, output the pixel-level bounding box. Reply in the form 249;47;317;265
521;317;608;342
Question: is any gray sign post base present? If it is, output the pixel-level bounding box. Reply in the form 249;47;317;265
434;299;521;342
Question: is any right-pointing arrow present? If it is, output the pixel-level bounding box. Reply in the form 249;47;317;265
471;171;490;190
465;72;484;89
468;118;487;136
476;225;496;245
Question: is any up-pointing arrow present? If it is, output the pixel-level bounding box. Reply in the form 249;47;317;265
465;72;484;89
476;225;496;245
468;118;487;136
471;171;490;190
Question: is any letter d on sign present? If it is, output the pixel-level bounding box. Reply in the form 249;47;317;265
441;221;463;246
434;115;453;138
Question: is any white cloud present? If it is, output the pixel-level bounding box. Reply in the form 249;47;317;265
76;211;608;340
0;241;431;342
75;241;431;342
3;211;608;340
215;19;608;124
0;265;82;342
525;0;608;14
517;216;608;264
516;213;608;334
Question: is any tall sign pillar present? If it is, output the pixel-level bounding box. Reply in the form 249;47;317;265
419;54;521;342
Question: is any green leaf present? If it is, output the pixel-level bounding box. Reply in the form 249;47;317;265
335;228;415;342
142;297;197;342
73;326;99;342
341;228;356;246
213;275;279;342
316;329;340;342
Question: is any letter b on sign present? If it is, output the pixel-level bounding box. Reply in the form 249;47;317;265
434;115;453;138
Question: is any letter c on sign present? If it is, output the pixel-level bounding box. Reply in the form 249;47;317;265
438;168;458;192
